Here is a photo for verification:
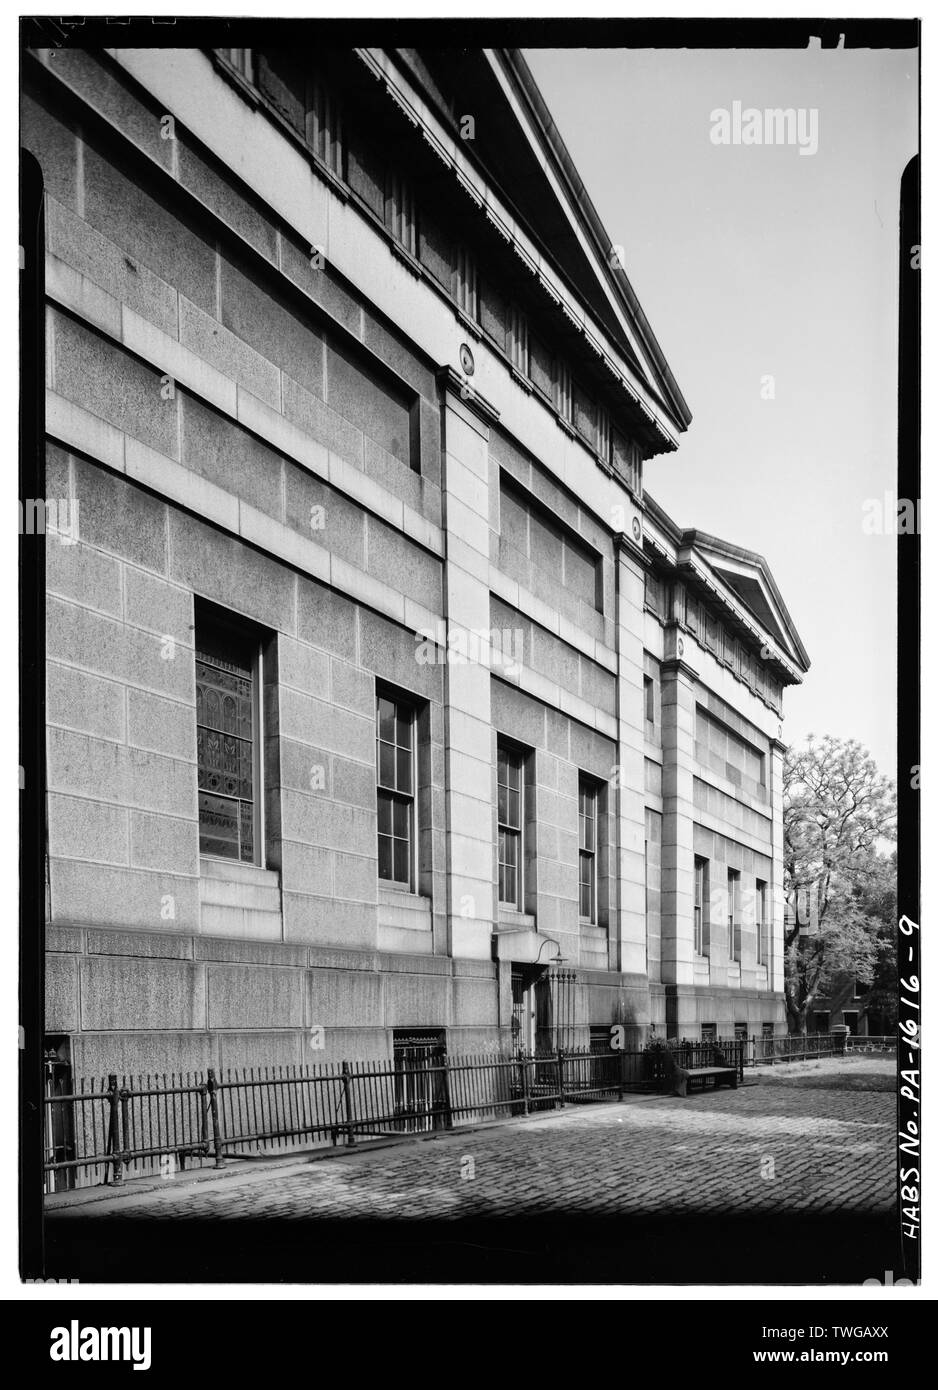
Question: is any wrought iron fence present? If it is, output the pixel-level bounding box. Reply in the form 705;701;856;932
49;1032;879;1192
44;1044;675;1191
42;1071;221;1191
742;1033;897;1066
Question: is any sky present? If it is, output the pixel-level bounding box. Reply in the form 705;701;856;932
526;43;918;780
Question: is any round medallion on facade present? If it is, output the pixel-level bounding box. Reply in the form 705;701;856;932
631;516;641;541
459;343;475;377
677;638;684;657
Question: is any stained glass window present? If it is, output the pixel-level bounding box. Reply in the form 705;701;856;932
196;612;258;864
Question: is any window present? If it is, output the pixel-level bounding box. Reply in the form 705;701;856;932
596;405;610;464
528;330;553;399
254;54;343;177
612;428;642;496
497;743;524;908
734;1022;748;1041
308;74;343;176
386;173;417;256
217;48;255;82
762;1022;774;1038
418;211;453;288
196;606;263;864
694;856;710;957
554;361;573;423
645;571;664;617
644;837;649;921
644;674;655;725
842;1011;859;1034
347;129;386;218
727;870;741;962
578;778;598;923
755;878;768;964
454;246;478;320
701;1023;716;1042
814;1011;831;1034
573;382;597;448
377;693;415;888
508;304;528;375
479;279;508;352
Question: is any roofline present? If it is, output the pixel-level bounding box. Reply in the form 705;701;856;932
643;494;811;673
502;48;693;432
683;527;810;670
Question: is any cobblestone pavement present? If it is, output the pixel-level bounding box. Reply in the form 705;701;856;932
50;1074;895;1226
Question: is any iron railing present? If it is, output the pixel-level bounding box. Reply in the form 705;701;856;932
742;1033;897;1066
52;1032;883;1192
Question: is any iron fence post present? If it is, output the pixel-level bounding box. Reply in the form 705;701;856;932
557;1047;565;1108
119;1085;131;1179
106;1074;122;1185
341;1061;355;1145
439;1048;454;1131
207;1068;226;1168
520;1053;530;1116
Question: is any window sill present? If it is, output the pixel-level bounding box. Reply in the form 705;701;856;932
199;857;283;940
379;886;429;907
497;908;536;930
378;887;432;949
199;856;280;886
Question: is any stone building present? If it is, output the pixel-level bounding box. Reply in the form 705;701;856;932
23;43;809;1080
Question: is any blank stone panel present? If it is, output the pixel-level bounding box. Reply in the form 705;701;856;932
325;337;414;467
82;141;218;314
180;393;286;523
53;314;179;461
220;252;324;400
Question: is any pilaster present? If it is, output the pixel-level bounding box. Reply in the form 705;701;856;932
660;647;700;988
439;381;496;960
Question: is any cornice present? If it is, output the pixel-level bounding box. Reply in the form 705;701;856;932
354;47;682;454
436;365;501;429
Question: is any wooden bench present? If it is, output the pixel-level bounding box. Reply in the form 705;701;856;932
657;1046;739;1098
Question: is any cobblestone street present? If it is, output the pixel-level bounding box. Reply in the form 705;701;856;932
45;1064;898;1285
